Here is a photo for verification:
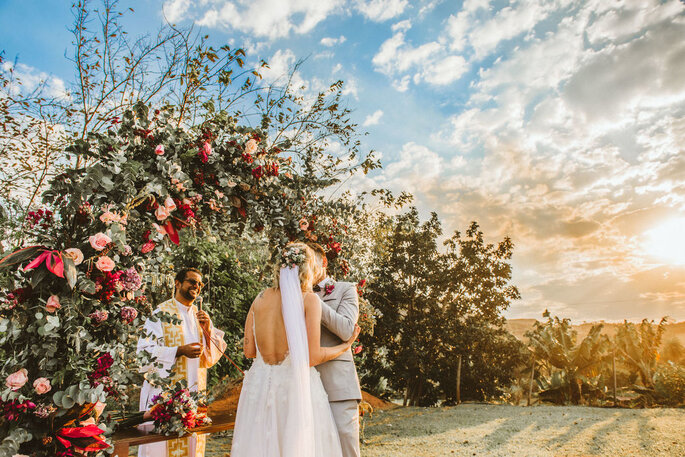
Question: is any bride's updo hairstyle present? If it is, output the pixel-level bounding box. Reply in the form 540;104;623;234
274;242;319;292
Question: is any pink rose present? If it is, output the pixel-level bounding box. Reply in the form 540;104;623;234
141;241;156;254
46;295;61;313
5;368;28;391
122;245;133;256
155;205;170;221
64;248;84;265
299;218;309;231
155;144;165;155
202;141;212;156
245;138;258;155
152;223;167;235
89;233;112;251
353;344;363;355
99;211;120;224
33;377;51;395
164;196;177;212
96;256;115;272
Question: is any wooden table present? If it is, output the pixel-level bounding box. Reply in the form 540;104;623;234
112;412;235;457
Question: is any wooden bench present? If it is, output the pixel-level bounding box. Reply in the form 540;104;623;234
112;411;235;457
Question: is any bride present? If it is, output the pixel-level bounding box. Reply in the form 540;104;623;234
230;242;360;457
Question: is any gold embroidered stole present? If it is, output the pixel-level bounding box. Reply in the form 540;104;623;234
159;299;208;457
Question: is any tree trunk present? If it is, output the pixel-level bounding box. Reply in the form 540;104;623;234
527;358;535;406
612;355;617;406
456;354;462;405
403;380;410;407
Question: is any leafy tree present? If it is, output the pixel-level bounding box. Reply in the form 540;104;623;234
362;210;522;405
436;222;523;402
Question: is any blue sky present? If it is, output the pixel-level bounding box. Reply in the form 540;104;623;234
2;0;685;321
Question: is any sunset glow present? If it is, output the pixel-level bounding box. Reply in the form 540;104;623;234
644;219;685;265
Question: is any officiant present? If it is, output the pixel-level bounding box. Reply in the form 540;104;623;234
136;267;227;457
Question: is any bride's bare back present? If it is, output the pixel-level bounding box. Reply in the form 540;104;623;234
248;288;289;365
243;287;360;367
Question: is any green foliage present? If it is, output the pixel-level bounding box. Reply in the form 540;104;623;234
168;237;268;387
361;208;522;405
526;311;611;405
614;318;666;388
653;362;685;406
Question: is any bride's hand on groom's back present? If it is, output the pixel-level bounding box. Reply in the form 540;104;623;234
346;325;361;346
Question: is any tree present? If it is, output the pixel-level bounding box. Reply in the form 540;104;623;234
361;210;522;405
436;222;522;403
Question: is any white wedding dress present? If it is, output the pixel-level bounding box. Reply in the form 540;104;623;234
230;314;343;457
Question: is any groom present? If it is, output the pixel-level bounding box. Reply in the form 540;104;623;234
309;243;362;457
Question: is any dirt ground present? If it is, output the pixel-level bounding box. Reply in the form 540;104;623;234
129;385;685;457
201;403;684;457
357;404;685;457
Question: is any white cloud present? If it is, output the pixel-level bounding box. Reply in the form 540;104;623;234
372;27;467;89
195;0;344;40
342;78;359;99
392;19;412;32
419;55;468;85
162;0;191;23
3;62;69;100
321;35;347;47
367;0;685;320
355;0;408;21
363;109;384;126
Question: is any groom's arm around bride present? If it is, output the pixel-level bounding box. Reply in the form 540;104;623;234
308;243;362;457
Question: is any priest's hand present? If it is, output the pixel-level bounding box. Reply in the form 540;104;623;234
177;342;203;358
197;309;211;333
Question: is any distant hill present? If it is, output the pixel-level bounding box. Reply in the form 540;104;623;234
505;319;685;346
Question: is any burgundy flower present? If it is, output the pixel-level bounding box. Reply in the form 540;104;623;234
266;162;279;177
252;166;264;180
242;153;253;164
328;241;342;254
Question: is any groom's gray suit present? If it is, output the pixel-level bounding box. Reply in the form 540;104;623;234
316;280;362;457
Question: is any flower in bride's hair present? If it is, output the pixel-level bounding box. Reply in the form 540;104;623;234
281;246;306;269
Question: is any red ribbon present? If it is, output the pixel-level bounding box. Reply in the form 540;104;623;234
56;424;110;451
164;221;180;245
23;250;64;278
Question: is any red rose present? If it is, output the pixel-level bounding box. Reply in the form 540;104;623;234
252;166;264;179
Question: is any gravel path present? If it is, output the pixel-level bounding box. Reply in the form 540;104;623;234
360;404;685;457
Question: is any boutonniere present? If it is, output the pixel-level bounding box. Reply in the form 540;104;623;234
323;278;335;296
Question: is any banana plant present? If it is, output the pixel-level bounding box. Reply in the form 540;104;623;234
614;318;666;388
526;311;611;404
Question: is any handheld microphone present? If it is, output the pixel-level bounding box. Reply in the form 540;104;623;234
197;295;203;311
